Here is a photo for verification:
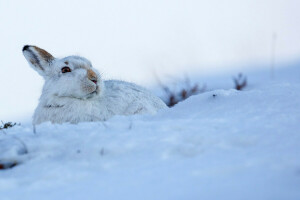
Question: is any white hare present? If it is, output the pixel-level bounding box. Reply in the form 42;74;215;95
23;45;167;125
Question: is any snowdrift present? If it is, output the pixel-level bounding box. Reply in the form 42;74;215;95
1;68;300;200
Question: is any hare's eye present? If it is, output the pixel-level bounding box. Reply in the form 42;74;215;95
61;67;71;73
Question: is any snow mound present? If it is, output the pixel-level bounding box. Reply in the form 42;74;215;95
1;82;300;200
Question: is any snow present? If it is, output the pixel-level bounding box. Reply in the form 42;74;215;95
1;64;300;199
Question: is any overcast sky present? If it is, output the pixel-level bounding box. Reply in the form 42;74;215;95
0;0;299;120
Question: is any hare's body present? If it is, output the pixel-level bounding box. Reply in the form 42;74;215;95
34;80;166;124
23;45;166;125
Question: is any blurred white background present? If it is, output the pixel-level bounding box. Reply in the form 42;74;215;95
0;0;299;120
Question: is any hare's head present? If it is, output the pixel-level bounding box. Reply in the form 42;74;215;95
23;45;102;100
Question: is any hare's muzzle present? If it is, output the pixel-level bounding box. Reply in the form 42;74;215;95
87;69;98;84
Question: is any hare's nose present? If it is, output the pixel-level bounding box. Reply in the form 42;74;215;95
87;69;98;84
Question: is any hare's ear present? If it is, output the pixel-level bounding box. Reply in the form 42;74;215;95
22;45;55;76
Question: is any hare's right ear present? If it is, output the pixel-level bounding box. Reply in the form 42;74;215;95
22;45;55;77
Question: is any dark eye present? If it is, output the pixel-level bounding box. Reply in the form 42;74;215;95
61;66;71;73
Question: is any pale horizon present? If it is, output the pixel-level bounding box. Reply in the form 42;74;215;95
0;0;299;120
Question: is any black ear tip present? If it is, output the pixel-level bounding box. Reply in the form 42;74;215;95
22;45;30;51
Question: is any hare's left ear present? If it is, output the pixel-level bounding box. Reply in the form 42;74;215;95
22;45;55;77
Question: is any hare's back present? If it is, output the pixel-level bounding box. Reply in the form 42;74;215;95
103;80;167;115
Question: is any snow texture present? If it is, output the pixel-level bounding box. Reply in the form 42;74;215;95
1;65;300;200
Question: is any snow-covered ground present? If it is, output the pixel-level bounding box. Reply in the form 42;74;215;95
1;63;300;200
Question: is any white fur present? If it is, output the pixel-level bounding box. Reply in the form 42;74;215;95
23;45;167;125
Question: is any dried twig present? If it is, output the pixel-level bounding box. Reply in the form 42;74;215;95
233;73;247;90
0;121;20;130
156;75;206;107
